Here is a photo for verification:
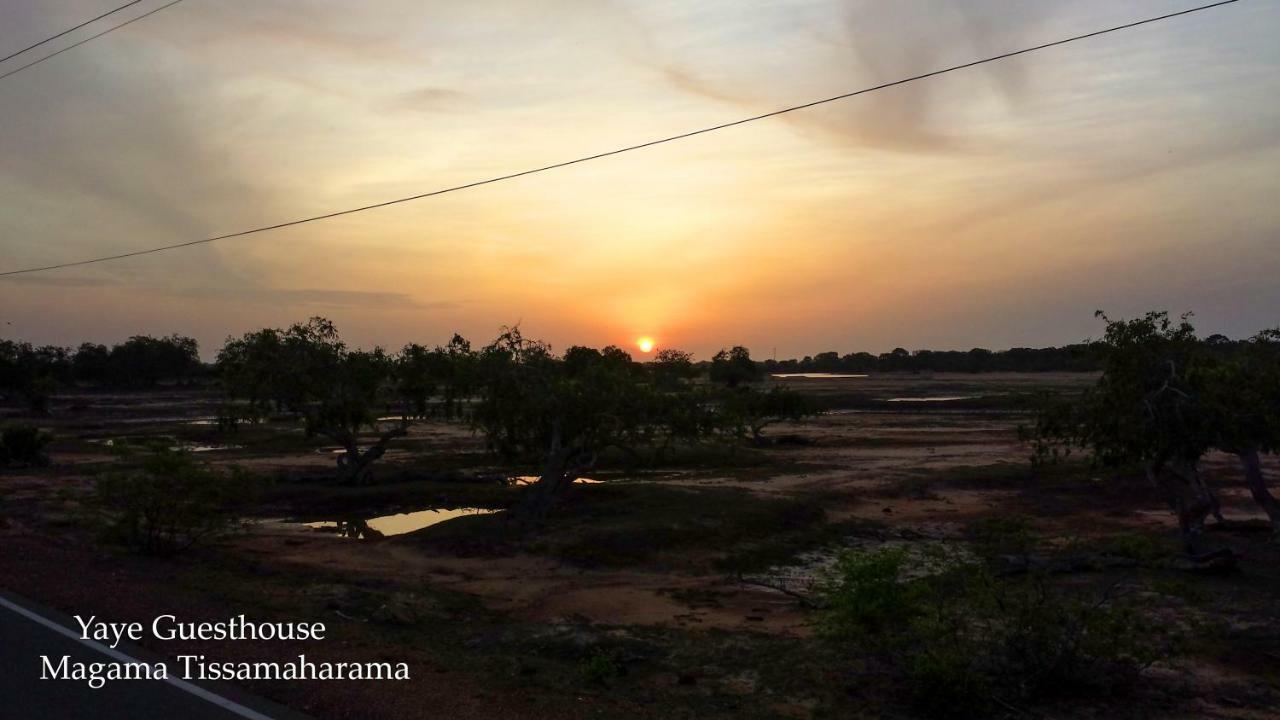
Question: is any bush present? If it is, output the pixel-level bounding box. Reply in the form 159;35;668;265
580;648;626;685
818;547;1174;716
92;448;260;555
0;424;52;467
817;549;924;640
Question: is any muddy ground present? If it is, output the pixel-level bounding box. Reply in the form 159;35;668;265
1;373;1278;719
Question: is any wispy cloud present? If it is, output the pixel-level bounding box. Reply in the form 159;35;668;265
389;86;469;113
234;288;457;310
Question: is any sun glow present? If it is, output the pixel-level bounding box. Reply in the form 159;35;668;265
637;337;655;353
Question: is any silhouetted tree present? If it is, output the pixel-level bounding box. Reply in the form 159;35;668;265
72;343;111;385
104;335;200;387
650;348;696;390
0;340;70;413
396;334;474;419
722;385;816;443
1203;328;1280;532
1028;311;1280;549
472;328;711;519
218;318;404;484
710;346;761;388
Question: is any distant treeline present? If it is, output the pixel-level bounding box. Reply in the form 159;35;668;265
755;331;1263;374
3;330;1263;407
758;344;1103;374
0;335;203;398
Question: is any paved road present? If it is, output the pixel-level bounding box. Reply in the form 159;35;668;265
0;592;309;719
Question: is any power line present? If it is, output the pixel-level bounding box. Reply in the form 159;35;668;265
0;0;1241;278
0;0;187;82
0;0;145;65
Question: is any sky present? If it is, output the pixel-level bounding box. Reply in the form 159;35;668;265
1;0;1278;359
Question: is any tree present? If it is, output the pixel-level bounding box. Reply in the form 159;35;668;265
218;318;404;484
103;335;200;387
882;347;912;371
722;385;816;443
1029;311;1280;549
471;328;706;519
217;318;347;417
0;340;71;413
812;351;842;372
72;343;111;385
395;334;474;419
1202;328;1280;533
216;328;289;416
650;349;696;390
709;346;761;388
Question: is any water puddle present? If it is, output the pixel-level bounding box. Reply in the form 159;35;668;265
884;396;979;403
87;437;240;453
772;373;868;379
510;475;602;485
182;443;241;453
307;507;497;539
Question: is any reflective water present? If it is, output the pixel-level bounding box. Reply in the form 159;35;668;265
772;373;868;379
884;396;979;402
181;443;241;453
307;507;497;538
87;437;239;452
510;475;602;485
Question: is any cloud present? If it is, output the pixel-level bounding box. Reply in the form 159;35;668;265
656;66;749;107
231;288;457;310
389;86;469;113
2;274;125;289
1;271;452;310
811;0;1057;153
642;0;1057;154
0;45;277;280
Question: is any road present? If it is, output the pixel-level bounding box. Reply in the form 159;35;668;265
0;592;309;719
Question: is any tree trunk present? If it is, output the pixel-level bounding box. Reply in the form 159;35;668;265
1238;448;1280;534
1148;459;1216;553
512;427;588;521
335;424;407;485
514;453;574;521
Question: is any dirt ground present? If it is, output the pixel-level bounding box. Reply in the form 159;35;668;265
2;373;1278;719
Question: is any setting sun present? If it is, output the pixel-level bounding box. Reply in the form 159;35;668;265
637;337;655;353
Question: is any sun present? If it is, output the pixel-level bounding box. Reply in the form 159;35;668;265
637;337;655;354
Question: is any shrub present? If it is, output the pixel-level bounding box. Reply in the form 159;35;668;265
580;648;626;685
91;448;259;555
819;547;1174;716
817;548;924;640
0;424;52;467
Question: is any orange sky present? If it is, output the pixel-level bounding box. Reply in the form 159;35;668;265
2;0;1279;358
